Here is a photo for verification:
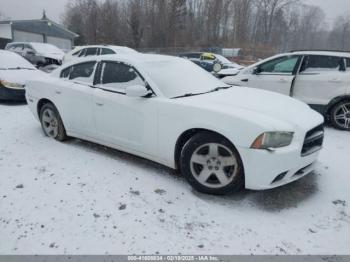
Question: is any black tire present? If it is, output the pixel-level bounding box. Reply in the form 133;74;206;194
330;100;350;131
39;103;67;141
180;132;244;195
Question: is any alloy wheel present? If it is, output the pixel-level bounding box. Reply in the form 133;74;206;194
41;108;59;138
333;102;350;129
190;143;238;188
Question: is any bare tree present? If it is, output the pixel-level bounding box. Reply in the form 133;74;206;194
61;0;350;57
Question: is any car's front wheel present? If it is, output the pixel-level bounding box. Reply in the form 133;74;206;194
180;132;244;195
330;100;350;131
40;103;67;141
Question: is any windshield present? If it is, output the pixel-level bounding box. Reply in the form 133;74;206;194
0;50;36;69
142;58;229;98
31;43;64;54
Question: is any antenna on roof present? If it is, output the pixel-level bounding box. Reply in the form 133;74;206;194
42;9;47;20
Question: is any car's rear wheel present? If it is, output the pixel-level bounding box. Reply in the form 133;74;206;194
40;103;67;141
330;100;350;131
180;132;244;195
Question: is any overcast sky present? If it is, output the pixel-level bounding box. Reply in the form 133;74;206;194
0;0;349;24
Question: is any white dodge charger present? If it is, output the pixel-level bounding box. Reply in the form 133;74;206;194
25;54;324;195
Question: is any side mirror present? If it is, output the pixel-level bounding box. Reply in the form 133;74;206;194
252;67;261;75
126;85;151;98
26;50;35;56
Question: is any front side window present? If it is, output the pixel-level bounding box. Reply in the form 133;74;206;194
300;55;343;73
69;61;97;84
72;50;81;56
259;55;299;74
78;49;86;57
60;66;72;79
99;62;144;93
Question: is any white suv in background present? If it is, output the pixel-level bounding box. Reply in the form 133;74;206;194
223;51;350;130
63;45;138;64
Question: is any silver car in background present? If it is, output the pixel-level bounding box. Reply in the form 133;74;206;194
5;42;65;68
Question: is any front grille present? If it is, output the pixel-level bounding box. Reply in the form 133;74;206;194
301;124;324;156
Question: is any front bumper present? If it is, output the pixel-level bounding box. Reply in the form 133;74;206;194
238;123;323;191
0;86;26;101
239;146;320;190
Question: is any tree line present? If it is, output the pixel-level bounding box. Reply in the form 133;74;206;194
60;0;350;58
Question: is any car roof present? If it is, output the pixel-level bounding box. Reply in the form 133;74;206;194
286;50;350;58
72;45;137;52
7;42;53;46
61;53;184;68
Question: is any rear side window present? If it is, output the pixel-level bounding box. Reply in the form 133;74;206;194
99;62;144;93
101;48;116;55
300;55;344;73
85;48;98;57
69;62;97;83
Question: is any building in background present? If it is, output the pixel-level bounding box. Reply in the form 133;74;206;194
0;12;78;51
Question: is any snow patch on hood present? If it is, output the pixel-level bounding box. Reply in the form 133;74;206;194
176;86;324;130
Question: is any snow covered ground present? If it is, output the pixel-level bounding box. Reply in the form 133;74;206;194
0;103;349;255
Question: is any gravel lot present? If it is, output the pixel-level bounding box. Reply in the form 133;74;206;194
0;103;349;255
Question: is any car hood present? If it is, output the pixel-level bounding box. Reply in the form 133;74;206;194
175;86;323;130
0;69;47;86
40;53;64;61
217;68;241;76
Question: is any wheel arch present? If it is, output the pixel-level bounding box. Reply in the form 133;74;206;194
37;98;55;118
325;95;350;118
174;128;242;171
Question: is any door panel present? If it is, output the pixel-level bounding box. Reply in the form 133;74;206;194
92;61;157;156
54;80;95;137
239;55;300;96
93;89;157;155
293;55;347;105
243;73;295;96
55;61;97;137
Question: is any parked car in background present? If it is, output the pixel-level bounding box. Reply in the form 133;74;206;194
0;50;46;101
63;45;138;64
5;42;65;68
26;53;324;195
178;52;243;77
222;50;350;130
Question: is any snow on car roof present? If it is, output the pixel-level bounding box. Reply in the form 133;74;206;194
0;50;36;69
29;42;64;55
287;50;350;58
61;53;182;68
72;45;137;54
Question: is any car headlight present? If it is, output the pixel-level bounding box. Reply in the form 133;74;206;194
0;80;25;90
251;132;294;150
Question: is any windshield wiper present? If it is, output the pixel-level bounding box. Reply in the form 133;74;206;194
172;86;233;99
208;86;232;93
172;93;203;99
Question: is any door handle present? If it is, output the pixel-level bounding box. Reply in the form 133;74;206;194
96;102;104;106
278;78;288;83
55;90;61;95
241;79;249;82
